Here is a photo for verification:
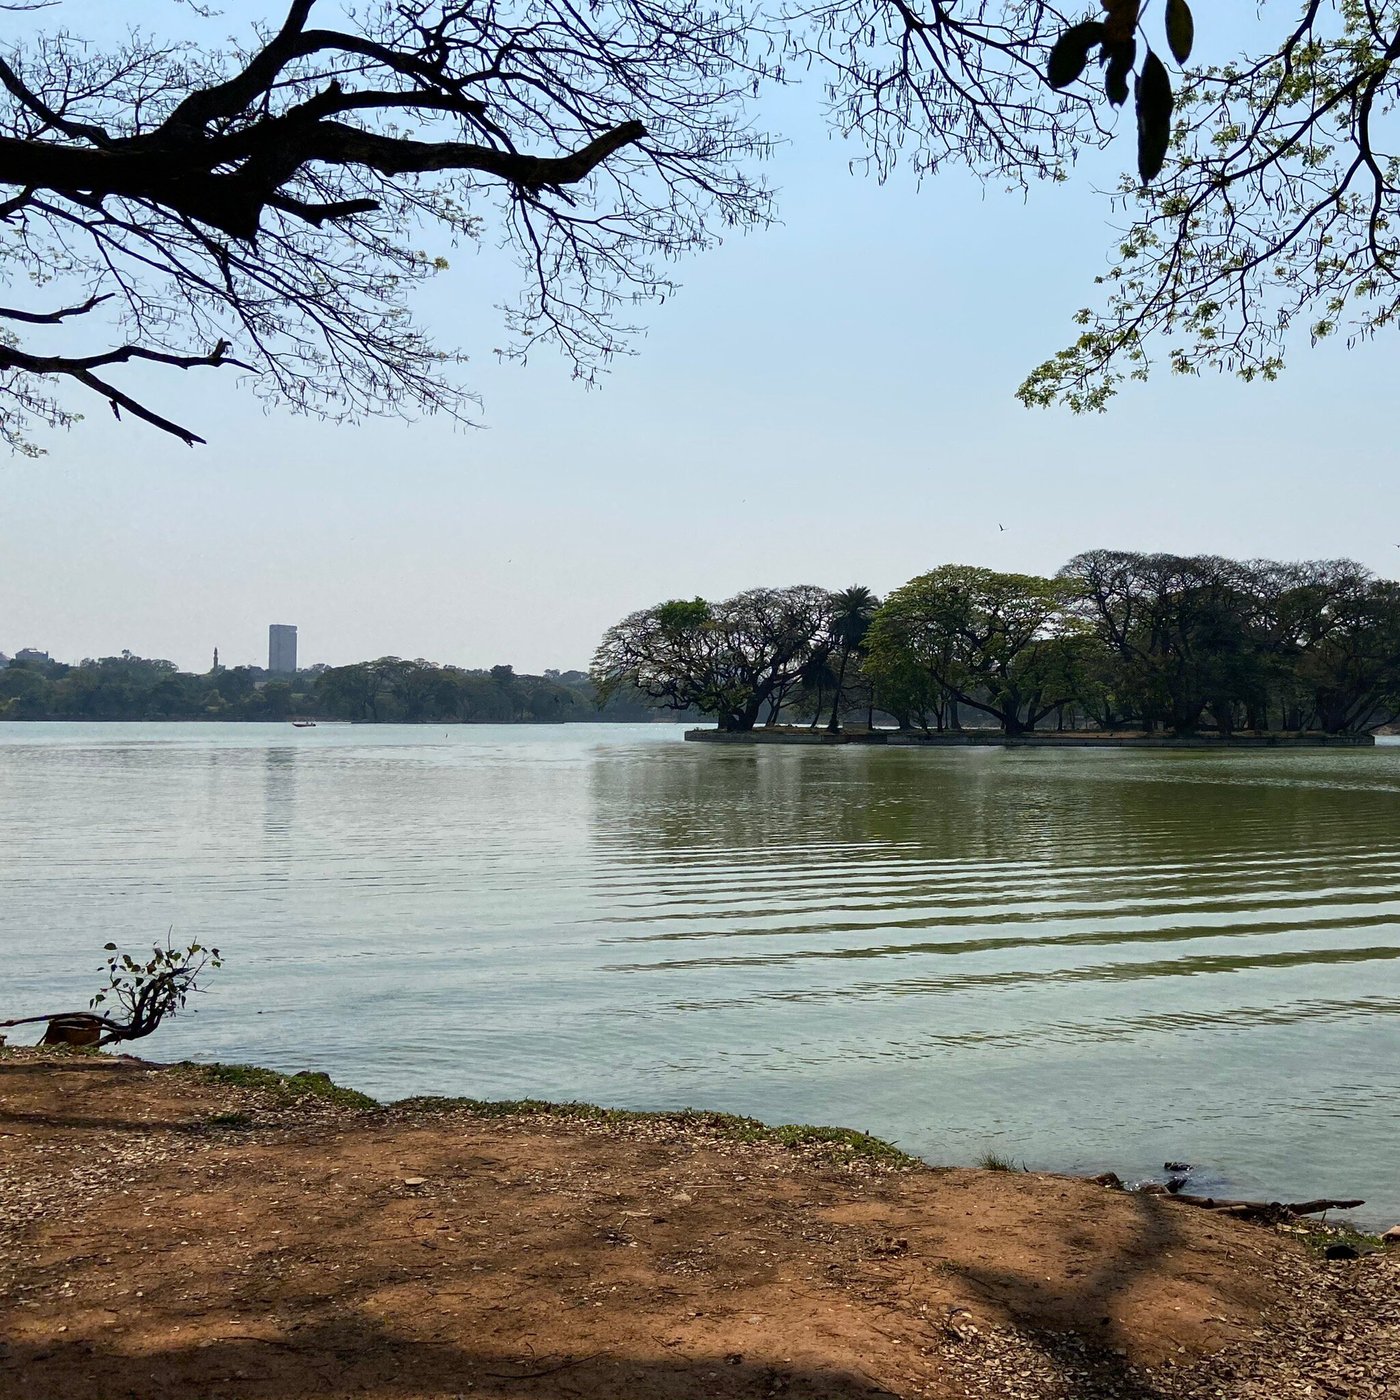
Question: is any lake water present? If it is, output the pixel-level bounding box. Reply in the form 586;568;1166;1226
3;723;1398;1227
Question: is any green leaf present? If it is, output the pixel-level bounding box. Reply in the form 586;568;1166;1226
1047;21;1107;90
1104;39;1136;108
1165;0;1194;64
1135;50;1174;183
103;942;117;951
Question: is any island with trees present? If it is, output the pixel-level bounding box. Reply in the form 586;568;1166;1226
590;552;1400;743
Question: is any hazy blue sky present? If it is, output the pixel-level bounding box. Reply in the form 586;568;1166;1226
3;2;1395;674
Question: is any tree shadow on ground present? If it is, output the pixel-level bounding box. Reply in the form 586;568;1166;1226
0;1056;157;1081
947;1186;1194;1400
0;1106;210;1133
0;1324;904;1400
0;1057;107;1076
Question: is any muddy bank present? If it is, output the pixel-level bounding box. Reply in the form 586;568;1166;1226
2;1051;1395;1400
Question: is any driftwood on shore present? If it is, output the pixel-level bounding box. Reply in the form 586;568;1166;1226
1136;1184;1366;1219
1089;1174;1364;1223
0;1012;107;1046
1158;1193;1365;1223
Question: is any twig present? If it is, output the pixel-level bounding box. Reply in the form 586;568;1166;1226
483;1353;599;1381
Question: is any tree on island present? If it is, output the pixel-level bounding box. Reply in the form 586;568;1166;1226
1059;551;1265;736
591;587;835;731
1;2;1397;449
824;586;879;734
1058;553;1400;735
866;567;1083;738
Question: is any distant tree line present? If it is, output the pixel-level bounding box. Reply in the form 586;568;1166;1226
591;555;1400;737
0;652;691;723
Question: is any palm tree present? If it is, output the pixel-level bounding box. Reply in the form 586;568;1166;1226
826;586;879;733
800;653;839;728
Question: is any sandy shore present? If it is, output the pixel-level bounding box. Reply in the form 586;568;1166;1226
2;1050;1395;1400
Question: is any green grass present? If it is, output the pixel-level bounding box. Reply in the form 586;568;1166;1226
203;1110;256;1129
392;1095;917;1166
976;1150;1022;1172
1290;1219;1383;1256
189;1063;380;1111
177;1072;913;1164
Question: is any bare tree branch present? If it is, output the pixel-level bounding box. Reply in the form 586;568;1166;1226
0;291;110;322
0;0;772;448
0;337;245;445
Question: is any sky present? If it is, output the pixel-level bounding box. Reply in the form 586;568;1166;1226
2;2;1397;674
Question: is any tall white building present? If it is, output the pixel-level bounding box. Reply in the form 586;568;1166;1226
268;624;298;675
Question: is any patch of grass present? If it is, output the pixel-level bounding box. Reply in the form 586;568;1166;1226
762;1122;912;1163
168;1069;913;1166
203;1110;256;1130
188;1063;379;1111
392;1096;917;1166
976;1150;1022;1173
396;1095;611;1120
1289;1219;1383;1255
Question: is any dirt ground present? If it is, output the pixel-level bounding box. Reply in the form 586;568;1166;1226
1;1051;1395;1400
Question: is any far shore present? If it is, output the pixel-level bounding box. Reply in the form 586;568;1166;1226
687;726;1379;749
0;715;695;727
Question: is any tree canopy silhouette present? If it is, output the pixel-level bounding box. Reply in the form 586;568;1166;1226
1;1;1395;446
0;0;770;448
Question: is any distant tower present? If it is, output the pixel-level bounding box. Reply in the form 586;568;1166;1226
212;646;220;673
268;624;297;675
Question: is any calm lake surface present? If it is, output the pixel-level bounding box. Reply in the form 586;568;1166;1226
3;723;1398;1226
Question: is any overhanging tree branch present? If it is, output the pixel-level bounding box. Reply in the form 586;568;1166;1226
1;2;1393;450
0;291;110;322
0;337;247;446
0;0;770;447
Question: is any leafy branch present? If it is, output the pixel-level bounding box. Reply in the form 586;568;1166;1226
0;937;223;1046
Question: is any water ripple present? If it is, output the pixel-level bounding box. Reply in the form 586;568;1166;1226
4;722;1399;1227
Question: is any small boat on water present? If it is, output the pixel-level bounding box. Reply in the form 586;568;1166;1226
290;717;317;728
